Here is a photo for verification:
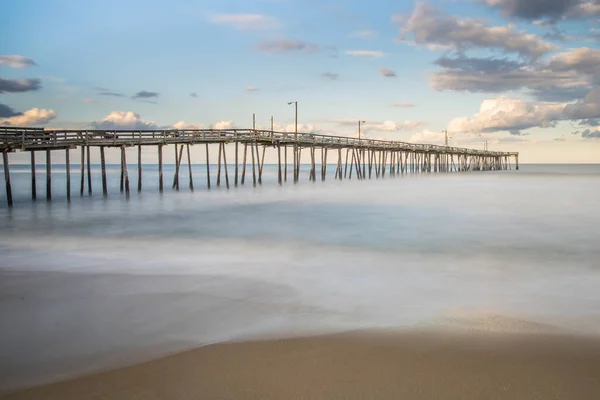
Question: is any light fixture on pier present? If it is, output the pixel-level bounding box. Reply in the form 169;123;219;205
287;101;298;134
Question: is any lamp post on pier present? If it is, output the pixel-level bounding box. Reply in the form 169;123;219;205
358;120;366;140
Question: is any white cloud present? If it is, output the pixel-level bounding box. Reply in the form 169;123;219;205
210;13;280;30
212;120;234;130
344;50;384;58
447;97;565;134
0;108;57;126
91;111;158;130
173;121;203;129
0;55;36;68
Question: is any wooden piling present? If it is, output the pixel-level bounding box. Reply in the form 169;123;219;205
344;149;350;179
222;143;230;189
137;145;142;192
258;145;266;185
217;142;222;187
158;145;164;193
205;143;210;189
100;147;107;197
66;148;71;201
86;146;92;195
122;147;130;196
46;150;51;201
322;148;328;181
251;141;257;186
31;151;36;200
80;146;85;196
277;143;282;185
235;139;239;187
284;146;288;182
186;144;194;191
173;144;183;190
2;152;12;207
241;144;248;185
296;147;302;183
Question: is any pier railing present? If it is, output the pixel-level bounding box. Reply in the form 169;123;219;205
1;127;517;157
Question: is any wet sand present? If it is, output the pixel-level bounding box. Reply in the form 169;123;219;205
3;330;600;400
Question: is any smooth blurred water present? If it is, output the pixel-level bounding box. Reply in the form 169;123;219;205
1;163;600;392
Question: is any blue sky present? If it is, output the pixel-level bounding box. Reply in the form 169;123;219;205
2;0;600;162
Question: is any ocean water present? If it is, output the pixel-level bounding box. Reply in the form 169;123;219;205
1;163;600;392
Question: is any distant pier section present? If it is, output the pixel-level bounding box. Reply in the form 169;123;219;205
1;127;519;206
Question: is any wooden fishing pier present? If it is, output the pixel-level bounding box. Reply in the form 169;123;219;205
1;126;519;206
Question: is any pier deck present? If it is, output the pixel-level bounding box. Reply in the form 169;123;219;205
1;127;519;206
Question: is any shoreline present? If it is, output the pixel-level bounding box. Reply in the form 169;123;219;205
3;329;600;400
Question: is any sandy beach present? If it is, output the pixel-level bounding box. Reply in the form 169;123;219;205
3;330;600;400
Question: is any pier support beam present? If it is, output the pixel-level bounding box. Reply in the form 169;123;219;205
205;143;211;189
121;147;130;197
31;151;36;200
46;150;51;201
186;144;194;191
100;147;107;197
138;145;142;192
235;140;239;187
2;152;12;207
277;143;282;185
66;148;71;202
158;145;164;193
86;146;92;195
241;144;247;185
80;147;85;196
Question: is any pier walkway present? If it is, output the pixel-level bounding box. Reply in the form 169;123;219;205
1;127;519;206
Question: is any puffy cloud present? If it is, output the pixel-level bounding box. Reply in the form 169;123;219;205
132;90;159;99
430;48;600;102
379;68;397;78
91;111;158;130
391;102;415;107
0;107;57;126
447;97;566;134
393;2;555;58
473;0;600;21
322;72;339;80
245;87;260;92
349;29;377;38
210;13;280;30
0;78;41;93
0;103;22;118
172;121;203;129
211;120;234;130
0;55;36;68
563;87;600;119
256;40;318;54
344;50;384;58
